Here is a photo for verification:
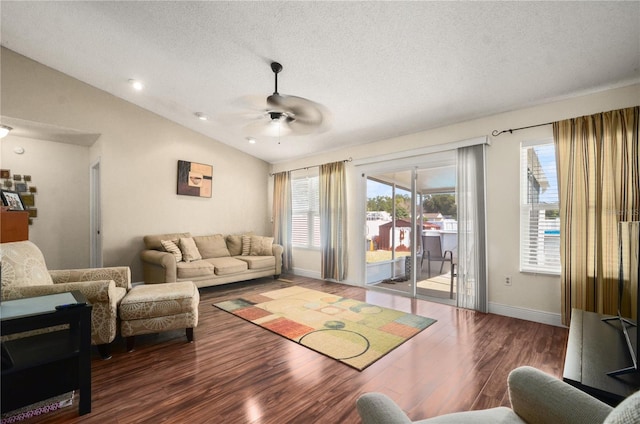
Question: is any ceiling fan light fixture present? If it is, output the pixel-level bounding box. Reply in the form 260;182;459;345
195;112;209;121
246;137;256;144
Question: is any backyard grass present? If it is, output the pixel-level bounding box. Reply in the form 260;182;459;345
366;249;411;263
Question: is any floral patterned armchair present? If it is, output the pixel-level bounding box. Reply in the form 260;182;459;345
1;240;131;359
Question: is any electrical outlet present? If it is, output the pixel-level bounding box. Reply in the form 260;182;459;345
504;276;512;286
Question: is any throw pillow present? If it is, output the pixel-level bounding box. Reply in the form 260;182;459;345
179;237;202;262
241;234;251;256
161;239;183;262
194;234;230;258
226;235;243;256
250;236;274;256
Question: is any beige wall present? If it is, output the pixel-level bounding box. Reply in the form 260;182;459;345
271;83;640;325
0;136;90;269
1;48;271;281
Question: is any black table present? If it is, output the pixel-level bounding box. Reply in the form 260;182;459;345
1;291;92;415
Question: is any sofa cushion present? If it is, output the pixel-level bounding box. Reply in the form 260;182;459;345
250;236;273;256
235;255;275;270
206;257;248;276
604;390;640;424
194;234;230;259
176;260;215;279
144;232;192;250
161;239;183;262
226;235;243;256
179;237;202;262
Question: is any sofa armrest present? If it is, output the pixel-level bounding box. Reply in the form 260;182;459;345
140;249;177;283
49;266;131;290
272;243;283;274
4;280;115;303
356;393;412;424
508;366;612;424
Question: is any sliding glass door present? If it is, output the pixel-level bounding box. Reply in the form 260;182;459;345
364;151;458;304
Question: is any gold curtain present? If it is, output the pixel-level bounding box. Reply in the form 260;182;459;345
319;161;347;281
272;171;292;272
554;106;639;325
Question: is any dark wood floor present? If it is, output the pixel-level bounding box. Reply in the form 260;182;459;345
15;275;568;423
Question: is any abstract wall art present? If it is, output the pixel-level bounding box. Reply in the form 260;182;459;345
177;160;213;198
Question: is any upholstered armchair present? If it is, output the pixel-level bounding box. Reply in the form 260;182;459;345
357;366;640;424
1;241;131;359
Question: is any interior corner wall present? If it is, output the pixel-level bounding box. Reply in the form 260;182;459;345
271;83;640;324
0;136;90;269
1;48;271;282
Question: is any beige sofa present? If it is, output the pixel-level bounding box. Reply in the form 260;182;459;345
0;240;131;359
140;232;283;288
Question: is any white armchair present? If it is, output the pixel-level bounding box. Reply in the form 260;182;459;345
1;241;131;359
357;366;639;424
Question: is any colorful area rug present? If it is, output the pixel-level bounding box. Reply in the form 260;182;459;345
214;286;436;370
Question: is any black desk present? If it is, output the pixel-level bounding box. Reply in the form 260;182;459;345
563;308;640;406
1;291;92;415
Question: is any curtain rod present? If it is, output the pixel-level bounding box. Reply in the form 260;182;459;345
491;122;553;137
269;157;352;176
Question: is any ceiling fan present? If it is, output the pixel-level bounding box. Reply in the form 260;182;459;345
243;62;330;137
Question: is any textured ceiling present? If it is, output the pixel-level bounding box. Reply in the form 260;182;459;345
1;1;639;164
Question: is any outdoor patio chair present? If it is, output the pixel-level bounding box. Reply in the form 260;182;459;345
420;235;453;278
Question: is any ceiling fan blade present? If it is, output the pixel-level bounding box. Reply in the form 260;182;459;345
235;62;331;137
267;94;331;134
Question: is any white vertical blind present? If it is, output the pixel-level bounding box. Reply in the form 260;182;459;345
457;144;488;312
291;173;320;248
520;140;561;274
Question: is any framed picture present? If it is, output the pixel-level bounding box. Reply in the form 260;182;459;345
3;180;13;188
27;208;37;218
29;186;37;193
0;169;10;179
0;190;25;210
177;160;213;198
23;175;31;182
21;194;35;207
12;174;21;181
15;183;27;193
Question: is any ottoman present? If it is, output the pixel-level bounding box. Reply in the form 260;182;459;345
119;281;199;351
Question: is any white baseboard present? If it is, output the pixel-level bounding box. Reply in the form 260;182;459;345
489;302;565;327
290;268;322;280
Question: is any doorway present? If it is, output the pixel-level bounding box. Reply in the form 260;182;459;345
364;151;457;304
90;159;102;268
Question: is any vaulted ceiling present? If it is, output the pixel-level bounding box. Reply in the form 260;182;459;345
1;1;638;163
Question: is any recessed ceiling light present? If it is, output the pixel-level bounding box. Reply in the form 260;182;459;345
246;137;256;144
195;112;209;121
128;79;144;91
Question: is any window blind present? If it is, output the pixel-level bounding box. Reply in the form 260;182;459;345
520;140;561;274
291;174;320;248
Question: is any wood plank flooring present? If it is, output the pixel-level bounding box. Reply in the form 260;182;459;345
14;275;568;424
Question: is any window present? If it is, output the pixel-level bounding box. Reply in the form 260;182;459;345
291;171;320;248
520;140;560;274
